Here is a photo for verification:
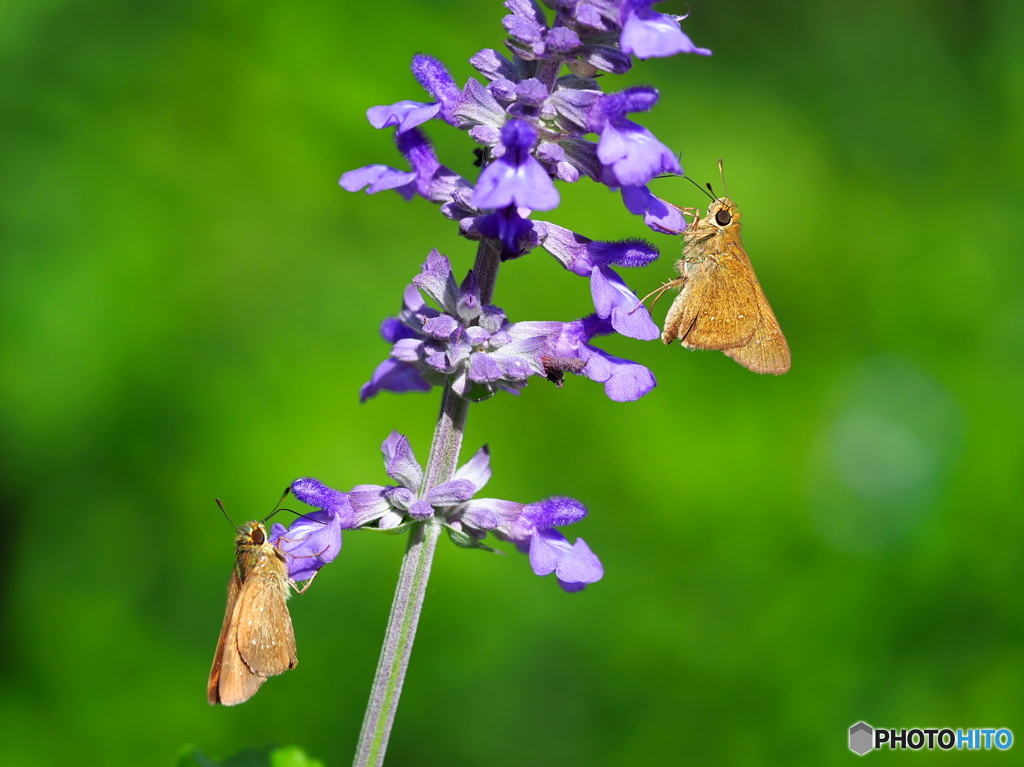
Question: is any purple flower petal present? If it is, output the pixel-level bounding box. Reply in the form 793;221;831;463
476;208;535;259
620;5;712;58
527;529;603;590
426;479;477;506
545;26;582;52
367;100;420;128
523;496;588;529
339;165;417;199
360;358;433;402
597;119;681;187
589;265;659;340
453;444;492;491
410;53;462;124
408;499;435;519
291;477;348;516
382;432;423;491
473;119;560;211
527;528;563;575
619;184;687;234
367;100;441;132
555;536;604;588
582;343;656;402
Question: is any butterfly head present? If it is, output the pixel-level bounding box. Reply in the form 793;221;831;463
706;197;740;230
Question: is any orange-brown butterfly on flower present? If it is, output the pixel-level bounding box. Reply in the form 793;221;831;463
651;163;790;375
207;518;299;706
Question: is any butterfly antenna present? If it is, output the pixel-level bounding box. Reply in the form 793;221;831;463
717;158;729;197
215;498;240;531
685;175;715;201
262;486;292;524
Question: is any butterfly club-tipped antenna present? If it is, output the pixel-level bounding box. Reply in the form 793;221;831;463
261;485;293;525
215;498;240;531
216;486;294;531
685;175;716;202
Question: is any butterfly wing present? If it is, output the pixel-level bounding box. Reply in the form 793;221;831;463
208;568;267;705
235;547;298;677
662;255;759;351
722;280;791;374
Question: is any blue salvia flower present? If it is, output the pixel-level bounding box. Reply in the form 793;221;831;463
361;250;552;402
269;478;355;582
294;432;604;592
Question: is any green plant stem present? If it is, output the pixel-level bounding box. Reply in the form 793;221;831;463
352;239;499;767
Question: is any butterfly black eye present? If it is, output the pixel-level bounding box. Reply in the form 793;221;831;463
251;527;266;544
715;209;732;226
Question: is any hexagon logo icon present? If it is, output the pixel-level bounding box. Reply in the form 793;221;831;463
849;722;874;755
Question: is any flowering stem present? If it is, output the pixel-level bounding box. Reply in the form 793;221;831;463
351;514;442;767
353;240;499;766
471;236;502;305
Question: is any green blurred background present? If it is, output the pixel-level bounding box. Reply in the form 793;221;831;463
2;0;1021;764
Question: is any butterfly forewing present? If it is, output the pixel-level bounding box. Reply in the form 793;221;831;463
235;549;297;675
208;521;298;706
722;281;791;374
662;251;760;350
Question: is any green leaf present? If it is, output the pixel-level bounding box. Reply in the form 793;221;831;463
361;521;413;535
445;525;503;553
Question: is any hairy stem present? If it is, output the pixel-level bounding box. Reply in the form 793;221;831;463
352;239;500;766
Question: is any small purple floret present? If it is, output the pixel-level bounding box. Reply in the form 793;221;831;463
272;478;358;582
619;1;712;59
473;120;559;212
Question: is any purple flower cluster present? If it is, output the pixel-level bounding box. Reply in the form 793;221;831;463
284;1;712;595
342;0;707;245
343;0;708;404
361;250;657;403
279;432;603;592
